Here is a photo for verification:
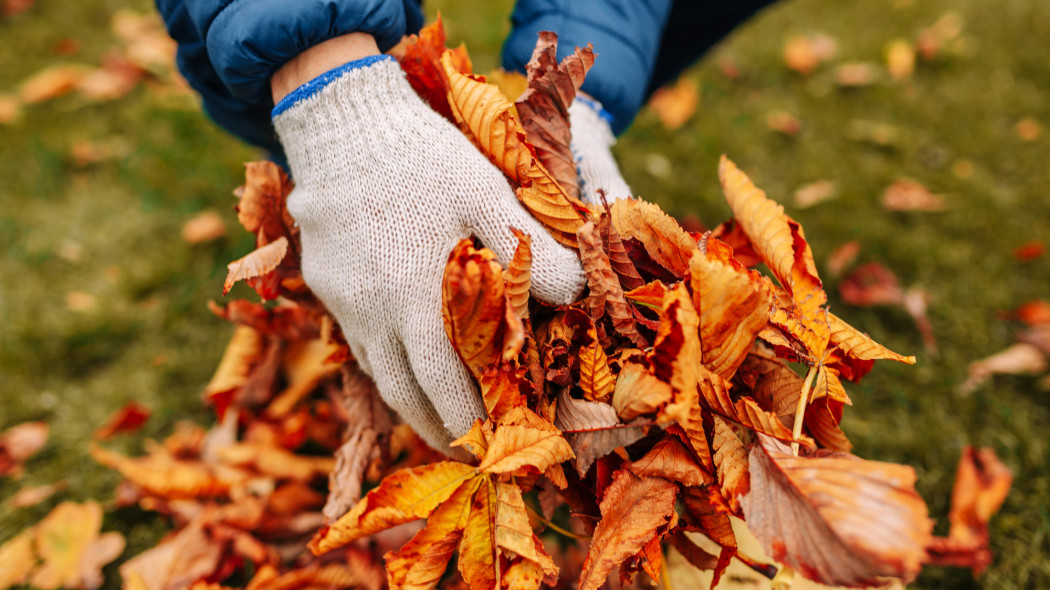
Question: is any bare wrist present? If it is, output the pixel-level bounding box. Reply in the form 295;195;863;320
270;33;381;103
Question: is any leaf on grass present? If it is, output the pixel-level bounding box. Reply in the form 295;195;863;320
224;237;288;296
960;342;1047;394
310;461;477;554
926;447;1012;574
690;251;772;379
0;421;49;477
181;210;226;244
556;390;648;477
610;199;698;278
719;155;829;362
478;408;574;475
882;179;946;212
119;522;224;590
741;435;932;587
94;401;151;440
578;468;678;590
577;221;647;347
647;77;699;130
31;501;125;590
839;262;904;306
503;228;532;319
441;51;585;246
515;31;594;201
0;531;36;588
19;64;87;103
711;416;750;513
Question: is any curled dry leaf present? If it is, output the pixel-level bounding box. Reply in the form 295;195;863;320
577;221;647;347
0;531;36;588
839;261;904;306
181;210;226;244
711;416;750;512
610;198;698;278
578;468;678;590
555;390;648;477
477;408;574;475
223;237;289;297
503;228;532;319
397;15;469;122
741;435;932;587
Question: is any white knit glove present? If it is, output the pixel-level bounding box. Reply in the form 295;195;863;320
273;56;586;452
570;94;633;205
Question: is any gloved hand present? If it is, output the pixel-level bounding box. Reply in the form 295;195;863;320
570;94;633;205
273;55;587;452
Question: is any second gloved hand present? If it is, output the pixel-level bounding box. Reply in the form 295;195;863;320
570;94;633;206
273;56;586;453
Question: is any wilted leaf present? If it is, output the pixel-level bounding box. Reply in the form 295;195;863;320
224;237;289;296
765;110;801;136
598;211;644;291
181;210;226;244
610;199;698;278
503;228;532;319
266;336;342;417
690;250;772;380
1015;118;1042;142
578;326;615;401
782;35;836;75
927;447;1012;574
827;312;916;372
741;435;932;587
826;241;861;278
202;325;264;415
612;362;673;421
577;221;647;347
556;390;648;477
834;62;880;87
94;401;151;440
9;483;62;508
310;461;477;554
1013;240;1045;261
235;162;296;243
631;435;708;487
882;179;946;212
31;501;125;590
711;416;749;512
839;261;904;306
516;32;595;200
397;15;467;122
19;64;87;103
578;468;677;590
647;77;699;130
0;421;49;477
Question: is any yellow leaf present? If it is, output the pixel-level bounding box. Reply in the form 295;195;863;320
90;444;236;499
612;362;672;421
478;410;574;475
503;228;532;319
0;531;36;588
578;325;615;401
459;479;498;590
31;501;125;590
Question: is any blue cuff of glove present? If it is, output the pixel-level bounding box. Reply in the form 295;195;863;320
272;55;395;119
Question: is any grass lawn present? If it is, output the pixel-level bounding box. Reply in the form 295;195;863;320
1;0;1048;588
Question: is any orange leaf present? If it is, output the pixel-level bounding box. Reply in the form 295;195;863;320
555;390;649;477
610;199;698;278
503;228;532;319
578;324;615;401
94;401;151;440
119;522;225;590
202;325;264;416
649;283;701;423
266;336;342;418
90;444;236;499
578;469;678;590
0;531;36;588
827;312;916;375
577;221;647;347
181;210;226;244
598;210;644;291
397;15;466;122
224;237;289;296
458;479;498;590
696;364;798;441
477;409;574;475
235;161;296;243
741;435;933;587
612;362;672;421
19;64;87;103
711;416;749;513
630;435;708;487
690;250;772;380
310;461;477;554
384;476;480;589
623;281;667;310
647;77;699;130
882;178;946;212
515;32;595;201
0;421;49;477
719;155;829;362
30;501;125;590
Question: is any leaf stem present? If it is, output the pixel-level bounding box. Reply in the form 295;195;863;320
660;545;673;590
791;365;819;455
524;502;591;540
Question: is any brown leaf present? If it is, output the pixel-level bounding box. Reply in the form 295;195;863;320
839;262;904;306
741;435;933;587
441;51;586;246
578;468;678;590
94;401;151;440
9;482;63;508
961;342;1047;394
719;155;829;362
793;180;837;209
926;447;1012;574
310;461;477;554
235;162;296;244
647;77;699;130
690;250;772;380
119;522;224;590
630;435;707;487
882;179;947;212
516;32;595;201
90;444;237;499
458;480;498;590
610;199;698;278
765;110;801;136
826;240;861;278
31;501;125;590
679;486;737;552
555;390;648;477
224;237;289;296
503;228;532;319
834;61;880;86
827;312;916;374
577;221;647;347
0;421;49;477
711;416;749;513
265;336;342;418
598;209;644;291
697;364;798;441
612;361;672;421
202;325;265;415
783;35;836;75
181;210;227;244
623;281;667;311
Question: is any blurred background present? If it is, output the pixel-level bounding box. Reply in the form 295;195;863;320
1;0;1048;587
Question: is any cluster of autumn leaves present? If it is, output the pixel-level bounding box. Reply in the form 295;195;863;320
8;19;1012;590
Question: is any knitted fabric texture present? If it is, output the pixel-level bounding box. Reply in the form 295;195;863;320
273;58;586;452
570;97;633;205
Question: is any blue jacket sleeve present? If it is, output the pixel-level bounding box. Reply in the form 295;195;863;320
502;0;674;136
155;0;422;155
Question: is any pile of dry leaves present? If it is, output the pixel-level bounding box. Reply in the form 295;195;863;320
1;20;1014;590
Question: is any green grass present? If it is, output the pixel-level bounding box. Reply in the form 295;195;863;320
2;0;1048;588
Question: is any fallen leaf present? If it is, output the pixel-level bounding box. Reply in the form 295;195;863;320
711;416;750;512
741;435;932;587
202;325;265;415
0;94;21;124
0;531;36;588
9;482;63;508
882;179;946;212
90;444;237;499
578;328;615;401
578;468;678;590
631;435;708;487
765;110;801;136
94;401;151;440
1015;118;1041;141
834;62;880;87
119;522;224;590
825;241;860;278
647;77;699;130
844;119;901;146
783;35;836;75
224;237;289;298
577;221;647;347
515;32;595;200
555;390;648;477
181;211;227;244
397;15;466;122
31;501;125;590
1013;300;1050;326
19;65;87;103
839;262;904;306
0;421;49;477
66;291;97;312
917;12;964;60
612;362;674;421
885;39;916;81
478;410;574;475
1013;240;1044;261
793;180;837;209
961;342;1047;394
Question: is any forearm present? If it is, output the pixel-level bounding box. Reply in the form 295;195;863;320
271;33;380;104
